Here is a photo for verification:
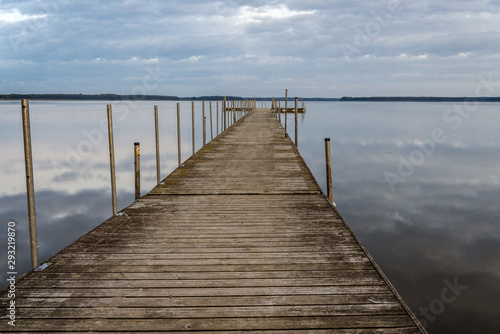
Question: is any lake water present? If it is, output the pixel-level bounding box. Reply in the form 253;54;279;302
1;100;499;333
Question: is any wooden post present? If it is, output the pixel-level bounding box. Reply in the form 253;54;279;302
210;101;213;141
284;89;288;133
177;103;181;166
233;100;236;124
325;138;333;204
21;99;38;269
203;116;207;146
295;97;298;147
134;142;140;200
202;101;206;146
107;104;117;216
278;100;281;122
223;96;227;131
191;101;195;156
154;105;160;185
216;101;219;136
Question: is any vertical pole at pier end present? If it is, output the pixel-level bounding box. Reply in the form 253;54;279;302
21;99;39;269
325;138;333;204
154;105;160;185
107;104;117;216
134;142;140;200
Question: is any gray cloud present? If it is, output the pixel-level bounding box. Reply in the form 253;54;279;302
1;0;500;96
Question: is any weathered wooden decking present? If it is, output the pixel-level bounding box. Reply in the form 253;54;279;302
1;108;426;332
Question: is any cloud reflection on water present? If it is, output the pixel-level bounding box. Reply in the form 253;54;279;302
297;102;500;333
1;101;499;333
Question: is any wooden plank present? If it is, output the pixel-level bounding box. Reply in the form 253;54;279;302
65;245;361;254
11;285;393;298
95;330;421;334
37;263;374;273
17;294;399;308
15;304;406;319
17;276;386;289
22;269;381;280
52;250;368;260
0;316;415;331
39;258;372;266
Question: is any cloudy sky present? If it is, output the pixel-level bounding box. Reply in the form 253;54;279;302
1;0;500;97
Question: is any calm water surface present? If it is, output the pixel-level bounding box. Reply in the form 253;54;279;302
1;101;499;333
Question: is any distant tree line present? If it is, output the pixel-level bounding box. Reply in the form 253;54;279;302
0;94;344;102
340;96;500;102
0;94;248;101
0;94;180;101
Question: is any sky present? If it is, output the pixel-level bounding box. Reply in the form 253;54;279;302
1;0;500;97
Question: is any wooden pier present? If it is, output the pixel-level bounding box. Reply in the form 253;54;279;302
1;108;425;332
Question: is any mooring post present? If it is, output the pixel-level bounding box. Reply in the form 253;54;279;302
154;105;160;185
202;101;206;146
21;99;38;269
223;96;227;131
134;142;140;200
285;89;288;133
191;101;195;156
177;103;181;166
325;138;333;204
107;104;117;216
233;100;236;124
295;97;298;147
210;101;213;141
278;100;281;122
216;100;219;136
203;116;207;147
